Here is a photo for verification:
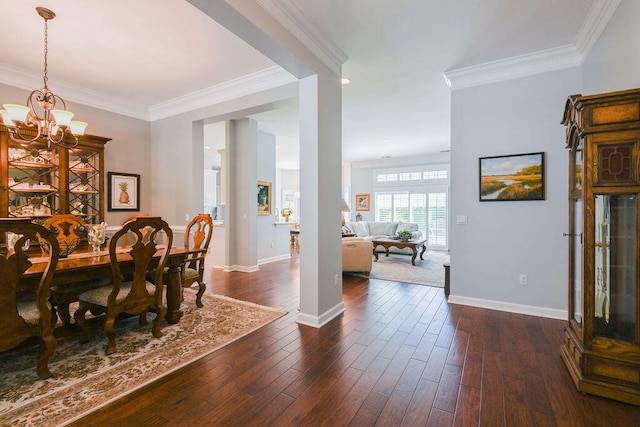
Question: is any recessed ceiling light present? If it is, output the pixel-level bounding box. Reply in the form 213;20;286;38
204;146;211;149
340;77;351;85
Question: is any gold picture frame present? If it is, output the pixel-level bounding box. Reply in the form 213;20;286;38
257;181;272;215
355;194;370;211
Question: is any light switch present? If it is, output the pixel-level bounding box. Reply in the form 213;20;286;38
456;215;468;225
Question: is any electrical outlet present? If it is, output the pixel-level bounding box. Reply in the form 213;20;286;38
519;274;527;286
270;242;274;248
334;274;341;287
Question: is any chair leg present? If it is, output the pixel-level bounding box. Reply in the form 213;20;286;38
57;303;72;325
104;315;117;355
152;305;166;339
74;305;93;344
139;309;148;326
195;281;206;308
37;334;57;379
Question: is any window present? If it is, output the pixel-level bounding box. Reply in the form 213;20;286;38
373;163;449;248
399;172;422;181
424;170;448;180
375;192;425;232
428;193;447;246
377;173;397;182
375;190;447;248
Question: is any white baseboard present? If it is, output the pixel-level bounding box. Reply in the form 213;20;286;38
258;254;291;265
447;295;566;320
224;264;259;273
297;301;345;328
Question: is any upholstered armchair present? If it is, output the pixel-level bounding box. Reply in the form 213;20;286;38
342;237;373;276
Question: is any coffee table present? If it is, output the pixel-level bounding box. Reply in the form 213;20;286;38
371;237;427;266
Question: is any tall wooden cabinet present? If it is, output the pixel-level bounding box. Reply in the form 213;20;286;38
0;125;110;224
561;88;640;405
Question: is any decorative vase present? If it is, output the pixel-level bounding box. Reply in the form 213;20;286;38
88;225;106;255
285;216;290;222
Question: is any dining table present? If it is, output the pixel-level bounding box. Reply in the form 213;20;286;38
21;245;206;325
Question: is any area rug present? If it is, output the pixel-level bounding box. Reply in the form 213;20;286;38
360;250;449;287
0;290;287;427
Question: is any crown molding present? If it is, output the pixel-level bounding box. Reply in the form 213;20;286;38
148;66;297;121
0;62;150;120
255;0;348;76
444;0;621;90
574;0;622;55
443;45;582;90
0;62;296;122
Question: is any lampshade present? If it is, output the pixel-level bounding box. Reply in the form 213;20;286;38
51;109;74;127
70;121;88;136
341;198;351;213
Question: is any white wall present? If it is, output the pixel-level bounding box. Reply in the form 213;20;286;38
582;0;640;94
449;69;581;318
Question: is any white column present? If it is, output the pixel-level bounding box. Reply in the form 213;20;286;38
226;118;259;272
297;73;344;327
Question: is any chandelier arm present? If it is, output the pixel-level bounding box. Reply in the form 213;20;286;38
8;127;42;145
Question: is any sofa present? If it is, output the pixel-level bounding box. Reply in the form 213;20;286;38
342;237;373;275
343;221;424;255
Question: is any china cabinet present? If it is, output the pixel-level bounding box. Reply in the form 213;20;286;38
561;88;640;405
0;125;110;224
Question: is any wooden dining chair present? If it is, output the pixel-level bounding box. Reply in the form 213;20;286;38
0;218;60;379
42;214;94;325
182;213;213;308
74;216;173;355
121;213;151;246
41;214;87;257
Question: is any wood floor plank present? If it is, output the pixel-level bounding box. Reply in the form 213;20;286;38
68;255;640;427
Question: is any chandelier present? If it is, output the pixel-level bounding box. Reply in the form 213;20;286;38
0;7;87;148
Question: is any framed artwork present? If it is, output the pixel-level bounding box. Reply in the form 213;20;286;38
355;194;370;211
108;172;140;211
257;181;272;215
479;152;545;201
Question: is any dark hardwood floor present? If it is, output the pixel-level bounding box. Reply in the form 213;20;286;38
72;253;640;426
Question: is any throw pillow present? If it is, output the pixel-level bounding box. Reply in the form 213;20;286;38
368;222;388;236
351;221;369;237
384;222;399;236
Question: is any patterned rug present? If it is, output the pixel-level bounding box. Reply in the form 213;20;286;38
349;250;449;287
0;290;287;426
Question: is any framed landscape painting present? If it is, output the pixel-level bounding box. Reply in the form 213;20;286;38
479;152;545;201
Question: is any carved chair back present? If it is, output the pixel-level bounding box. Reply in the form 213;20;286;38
42;214;87;257
0;218;60;378
182;214;213;307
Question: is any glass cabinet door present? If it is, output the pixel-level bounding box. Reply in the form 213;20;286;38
7;142;59;221
67;147;101;224
594;194;637;343
571;198;583;326
570;137;583;327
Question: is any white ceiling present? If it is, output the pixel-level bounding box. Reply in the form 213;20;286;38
0;0;606;170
